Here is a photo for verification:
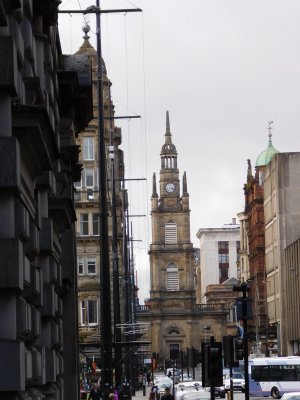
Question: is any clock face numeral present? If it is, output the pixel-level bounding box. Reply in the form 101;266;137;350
165;183;175;193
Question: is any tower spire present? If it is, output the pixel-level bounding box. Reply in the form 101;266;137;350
165;110;172;144
160;111;177;169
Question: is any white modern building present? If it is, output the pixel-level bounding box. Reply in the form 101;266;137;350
196;219;240;303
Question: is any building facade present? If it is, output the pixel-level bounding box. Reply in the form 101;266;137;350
243;133;279;356
264;152;300;355
73;27;136;388
196;220;240;303
0;1;93;399
242;132;300;355
136;113;228;365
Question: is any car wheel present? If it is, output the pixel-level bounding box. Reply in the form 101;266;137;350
271;386;280;399
220;393;225;398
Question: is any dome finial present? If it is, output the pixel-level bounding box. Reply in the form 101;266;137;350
267;121;274;143
82;23;90;40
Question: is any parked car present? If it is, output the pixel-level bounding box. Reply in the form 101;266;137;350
181;390;211;400
176;380;224;400
281;392;300;400
156;377;173;396
224;371;245;392
205;385;225;398
175;381;202;400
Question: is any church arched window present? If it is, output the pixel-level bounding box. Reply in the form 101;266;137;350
166;263;179;291
165;222;177;244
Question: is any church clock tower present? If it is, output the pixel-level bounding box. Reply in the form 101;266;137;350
149;111;196;362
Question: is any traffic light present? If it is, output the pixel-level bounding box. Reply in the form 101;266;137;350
233;338;244;361
201;342;223;387
209;343;223;387
223;335;239;368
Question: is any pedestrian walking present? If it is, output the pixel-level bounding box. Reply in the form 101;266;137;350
160;387;174;400
88;383;102;400
118;383;131;400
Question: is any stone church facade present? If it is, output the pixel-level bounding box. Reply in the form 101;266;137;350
136;113;228;364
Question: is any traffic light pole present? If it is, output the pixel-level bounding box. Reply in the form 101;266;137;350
210;337;215;400
242;284;249;400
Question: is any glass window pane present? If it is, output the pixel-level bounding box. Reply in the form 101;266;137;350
83;137;94;160
85;169;94;187
87;257;96;274
88;300;97;324
78;257;84;275
80;214;89;236
92;214;99;236
81;300;86;325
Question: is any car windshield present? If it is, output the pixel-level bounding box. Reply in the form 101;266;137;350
157;379;172;389
233;373;244;379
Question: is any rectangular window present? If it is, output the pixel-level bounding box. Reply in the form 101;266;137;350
88;300;97;324
80;214;89;236
219;265;229;283
218;253;229;263
165;223;177;244
85;168;94;188
83;137;94;160
80;300;86;325
87;257;96;274
78;257;84;275
80;299;97;325
218;241;229;250
166;265;179;291
92;213;100;236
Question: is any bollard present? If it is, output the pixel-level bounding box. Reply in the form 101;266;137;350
143;384;146;396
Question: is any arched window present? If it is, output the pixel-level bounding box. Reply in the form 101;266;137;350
165;222;177;244
166;263;179;291
167;327;181;335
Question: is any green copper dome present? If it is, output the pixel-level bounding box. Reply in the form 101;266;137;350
255;133;279;167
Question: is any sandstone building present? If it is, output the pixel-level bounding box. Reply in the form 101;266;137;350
242;130;300;356
0;1;93;399
136;113;228;364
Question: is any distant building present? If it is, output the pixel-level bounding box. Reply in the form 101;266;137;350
136;112;228;364
242;129;300;355
196;219;240;303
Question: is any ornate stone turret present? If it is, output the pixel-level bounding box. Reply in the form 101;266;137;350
182;171;189;210
151;172;158;210
160;111;178;170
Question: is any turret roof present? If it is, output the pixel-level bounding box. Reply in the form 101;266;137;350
255;124;279;167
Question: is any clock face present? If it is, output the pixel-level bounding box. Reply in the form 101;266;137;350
165;183;175;193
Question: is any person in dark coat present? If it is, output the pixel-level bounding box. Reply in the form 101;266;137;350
88;383;102;400
118;383;131;400
160;387;174;400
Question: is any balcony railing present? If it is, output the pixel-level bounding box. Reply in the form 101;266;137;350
136;303;226;314
74;189;99;202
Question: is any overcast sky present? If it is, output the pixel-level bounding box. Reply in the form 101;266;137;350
58;0;300;302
